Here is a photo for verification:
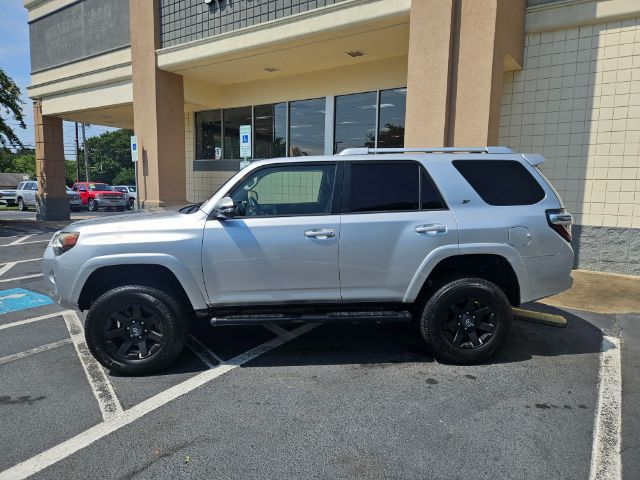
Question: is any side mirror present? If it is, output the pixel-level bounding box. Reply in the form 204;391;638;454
214;196;236;218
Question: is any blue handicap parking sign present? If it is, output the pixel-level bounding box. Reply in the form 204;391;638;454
0;288;53;314
242;134;249;143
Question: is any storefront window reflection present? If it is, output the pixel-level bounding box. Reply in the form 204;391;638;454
334;91;377;153
289;98;325;156
223;107;252;159
254;103;287;159
377;88;406;148
195;110;222;160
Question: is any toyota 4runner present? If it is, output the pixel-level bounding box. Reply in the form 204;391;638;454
42;147;574;374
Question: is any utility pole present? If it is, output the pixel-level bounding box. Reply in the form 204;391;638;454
74;122;80;182
81;123;89;183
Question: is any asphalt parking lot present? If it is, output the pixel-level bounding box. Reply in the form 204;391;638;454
0;216;637;480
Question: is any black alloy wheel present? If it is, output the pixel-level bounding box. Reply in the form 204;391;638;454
419;277;512;364
85;285;188;375
443;296;496;349
104;304;165;361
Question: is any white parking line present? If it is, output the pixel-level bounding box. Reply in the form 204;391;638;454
0;262;17;276
0;258;40;266
0;238;52;248
0;274;44;283
7;235;33;246
263;323;294;338
589;335;622;480
0;322;317;480
0;311;68;331
62;312;123;423
0;339;72;366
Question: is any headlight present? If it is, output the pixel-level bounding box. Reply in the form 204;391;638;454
52;232;80;255
95;193;104;198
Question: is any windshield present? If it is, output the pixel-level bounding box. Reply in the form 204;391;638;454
129;186;136;192
88;183;112;191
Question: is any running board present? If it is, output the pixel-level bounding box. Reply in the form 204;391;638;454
210;310;412;326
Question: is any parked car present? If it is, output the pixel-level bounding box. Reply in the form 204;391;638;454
113;185;137;209
43;147;574;375
0;188;16;206
71;182;127;212
67;187;82;211
15;180;84;211
15;180;38;211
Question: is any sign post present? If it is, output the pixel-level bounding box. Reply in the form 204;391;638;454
239;125;251;169
130;135;140;210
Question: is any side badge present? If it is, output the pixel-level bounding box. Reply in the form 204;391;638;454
462;199;471;205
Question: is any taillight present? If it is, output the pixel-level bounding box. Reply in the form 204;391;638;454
546;209;572;242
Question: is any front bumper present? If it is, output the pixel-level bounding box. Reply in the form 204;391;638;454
95;198;128;208
42;245;77;309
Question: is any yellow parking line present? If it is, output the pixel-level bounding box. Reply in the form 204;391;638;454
512;307;567;328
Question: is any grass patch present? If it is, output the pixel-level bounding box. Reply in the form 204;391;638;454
0;205;19;211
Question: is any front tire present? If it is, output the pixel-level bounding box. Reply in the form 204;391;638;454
87;199;97;212
85;285;189;375
17;198;27;211
420;277;512;364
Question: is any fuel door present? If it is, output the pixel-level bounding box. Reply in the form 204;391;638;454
509;226;531;247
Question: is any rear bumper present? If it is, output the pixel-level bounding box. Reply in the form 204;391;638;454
521;241;574;303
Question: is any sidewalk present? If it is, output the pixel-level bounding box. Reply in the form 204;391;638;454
541;269;640;314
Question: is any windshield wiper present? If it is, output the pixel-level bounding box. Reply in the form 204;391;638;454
179;202;203;214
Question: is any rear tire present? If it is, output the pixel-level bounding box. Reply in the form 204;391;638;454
420;277;512;364
85;285;189;375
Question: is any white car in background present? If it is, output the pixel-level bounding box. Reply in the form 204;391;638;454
15;180;82;211
0;189;16;206
113;185;137;209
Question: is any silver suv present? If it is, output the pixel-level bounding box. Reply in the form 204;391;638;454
42;147;574;374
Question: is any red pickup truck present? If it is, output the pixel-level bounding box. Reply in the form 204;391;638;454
71;182;128;212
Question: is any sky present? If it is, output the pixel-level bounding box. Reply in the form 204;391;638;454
1;0;115;158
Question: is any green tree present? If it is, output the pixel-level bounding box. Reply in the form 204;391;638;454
0;148;34;178
83;128;135;184
0;69;26;150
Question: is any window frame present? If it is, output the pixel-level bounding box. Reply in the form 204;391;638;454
341;160;449;215
219;161;343;219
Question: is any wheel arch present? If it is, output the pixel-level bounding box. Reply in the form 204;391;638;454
406;250;526;307
76;258;208;313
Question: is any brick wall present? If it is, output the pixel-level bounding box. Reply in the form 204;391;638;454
499;18;640;275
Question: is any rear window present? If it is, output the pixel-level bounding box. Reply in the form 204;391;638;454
452;160;545;206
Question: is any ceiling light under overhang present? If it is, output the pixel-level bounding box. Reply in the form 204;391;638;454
345;50;366;58
263;66;279;72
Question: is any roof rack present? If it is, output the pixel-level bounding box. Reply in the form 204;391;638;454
337;147;514;155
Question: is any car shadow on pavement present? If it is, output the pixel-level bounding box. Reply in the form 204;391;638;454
126;303;603;378
239;305;602;369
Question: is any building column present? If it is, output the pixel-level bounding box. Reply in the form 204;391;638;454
34;100;69;221
404;0;456;147
130;0;186;208
404;0;525;148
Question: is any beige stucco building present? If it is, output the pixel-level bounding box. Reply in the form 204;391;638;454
25;0;640;275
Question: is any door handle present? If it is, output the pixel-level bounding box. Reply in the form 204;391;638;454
415;224;447;235
304;228;335;239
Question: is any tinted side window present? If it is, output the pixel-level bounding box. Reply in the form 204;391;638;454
421;168;446;210
348;163;419;213
230;164;336;217
453;160;545;206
